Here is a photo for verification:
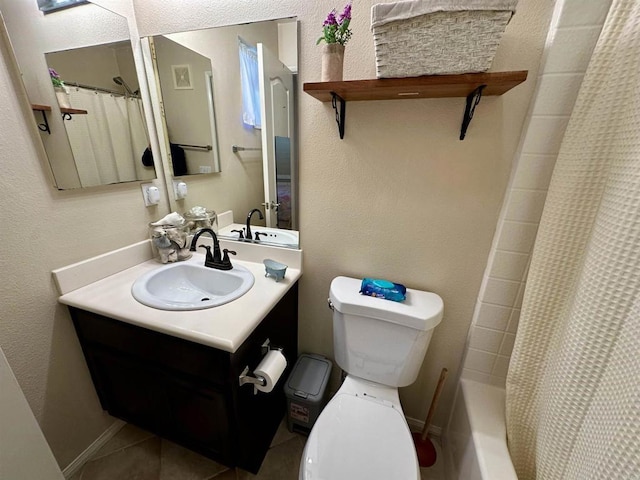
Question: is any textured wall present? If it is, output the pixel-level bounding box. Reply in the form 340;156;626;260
0;6;168;468
134;0;555;428
0;348;64;479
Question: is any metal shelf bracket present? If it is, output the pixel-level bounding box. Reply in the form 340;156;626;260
460;84;487;140
36;110;51;134
331;92;346;139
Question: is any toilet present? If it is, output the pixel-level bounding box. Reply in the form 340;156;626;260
299;276;443;480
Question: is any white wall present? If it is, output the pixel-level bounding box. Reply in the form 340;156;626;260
46;42;139;93
461;0;613;386
0;348;64;480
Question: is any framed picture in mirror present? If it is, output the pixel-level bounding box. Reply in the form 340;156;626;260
171;65;193;89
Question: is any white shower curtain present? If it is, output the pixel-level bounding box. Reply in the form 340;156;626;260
505;1;640;479
64;88;149;187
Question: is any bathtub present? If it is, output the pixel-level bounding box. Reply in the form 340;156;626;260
443;379;518;480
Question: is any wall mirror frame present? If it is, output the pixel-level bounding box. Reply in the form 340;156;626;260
143;17;300;249
0;0;158;190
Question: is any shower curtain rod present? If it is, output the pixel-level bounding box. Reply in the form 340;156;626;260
66;82;140;98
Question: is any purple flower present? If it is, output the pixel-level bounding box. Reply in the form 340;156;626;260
49;67;60;79
324;10;337;26
318;3;353;46
339;3;352;23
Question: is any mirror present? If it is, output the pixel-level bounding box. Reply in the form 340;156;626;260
149;35;221;175
0;1;156;189
145;18;299;247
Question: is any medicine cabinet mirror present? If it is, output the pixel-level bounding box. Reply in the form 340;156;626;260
144;18;299;246
0;0;156;189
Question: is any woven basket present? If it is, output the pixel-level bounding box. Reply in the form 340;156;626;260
372;8;513;78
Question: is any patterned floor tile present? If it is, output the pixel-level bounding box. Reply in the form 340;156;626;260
159;439;228;480
92;423;155;461
79;436;161;480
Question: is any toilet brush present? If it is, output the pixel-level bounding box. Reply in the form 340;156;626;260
412;367;448;468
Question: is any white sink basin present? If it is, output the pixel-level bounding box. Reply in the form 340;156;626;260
217;223;299;248
131;262;255;311
254;230;298;247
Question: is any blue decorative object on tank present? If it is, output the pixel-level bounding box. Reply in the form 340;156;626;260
359;278;406;302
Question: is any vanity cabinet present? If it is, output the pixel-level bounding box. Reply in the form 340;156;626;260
70;283;298;474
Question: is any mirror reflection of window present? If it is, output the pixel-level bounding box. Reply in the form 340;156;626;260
238;38;261;129
37;0;88;14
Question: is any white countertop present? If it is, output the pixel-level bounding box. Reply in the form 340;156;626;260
55;240;302;353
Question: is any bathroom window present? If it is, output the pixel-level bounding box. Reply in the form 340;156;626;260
37;0;88;13
238;37;261;129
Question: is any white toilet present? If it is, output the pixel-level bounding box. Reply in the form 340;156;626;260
299;276;443;480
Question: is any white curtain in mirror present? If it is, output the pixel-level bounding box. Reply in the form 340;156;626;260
238;38;261;129
64;88;148;187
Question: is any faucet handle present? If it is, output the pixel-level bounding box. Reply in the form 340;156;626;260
231;229;244;239
254;232;267;241
220;249;236;270
199;245;214;262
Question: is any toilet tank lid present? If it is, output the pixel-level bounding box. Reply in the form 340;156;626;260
330;276;443;331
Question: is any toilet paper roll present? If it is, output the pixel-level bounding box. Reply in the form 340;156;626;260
254;350;287;393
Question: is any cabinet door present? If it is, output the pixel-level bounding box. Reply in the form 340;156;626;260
88;348;170;433
165;378;232;462
86;346;234;465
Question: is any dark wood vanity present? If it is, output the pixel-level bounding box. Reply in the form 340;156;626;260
70;283;298;474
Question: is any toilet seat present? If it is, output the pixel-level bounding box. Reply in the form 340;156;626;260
299;379;419;480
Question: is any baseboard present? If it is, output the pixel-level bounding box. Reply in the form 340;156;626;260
441;431;455;480
62;419;126;479
405;415;442;437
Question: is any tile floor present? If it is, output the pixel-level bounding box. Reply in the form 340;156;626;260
69;420;445;480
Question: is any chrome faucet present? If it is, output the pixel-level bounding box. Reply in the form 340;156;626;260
189;228;235;270
245;208;264;241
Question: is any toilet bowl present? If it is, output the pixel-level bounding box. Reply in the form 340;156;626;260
299;375;419;480
299;276;443;480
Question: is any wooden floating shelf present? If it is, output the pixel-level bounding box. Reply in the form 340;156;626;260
31;104;88;134
31;104;52;112
60;107;88;115
303;71;528;102
303;71;528;139
31;104;88;115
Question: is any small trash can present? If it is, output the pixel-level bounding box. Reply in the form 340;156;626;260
284;353;332;435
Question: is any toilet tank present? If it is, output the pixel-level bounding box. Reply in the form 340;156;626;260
329;276;443;388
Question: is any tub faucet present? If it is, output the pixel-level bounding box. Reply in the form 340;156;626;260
189;228;235;270
245;208;264;241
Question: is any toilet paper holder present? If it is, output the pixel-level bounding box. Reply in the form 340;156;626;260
239;338;283;394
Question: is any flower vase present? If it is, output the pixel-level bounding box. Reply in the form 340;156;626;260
321;44;345;82
54;87;70;109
